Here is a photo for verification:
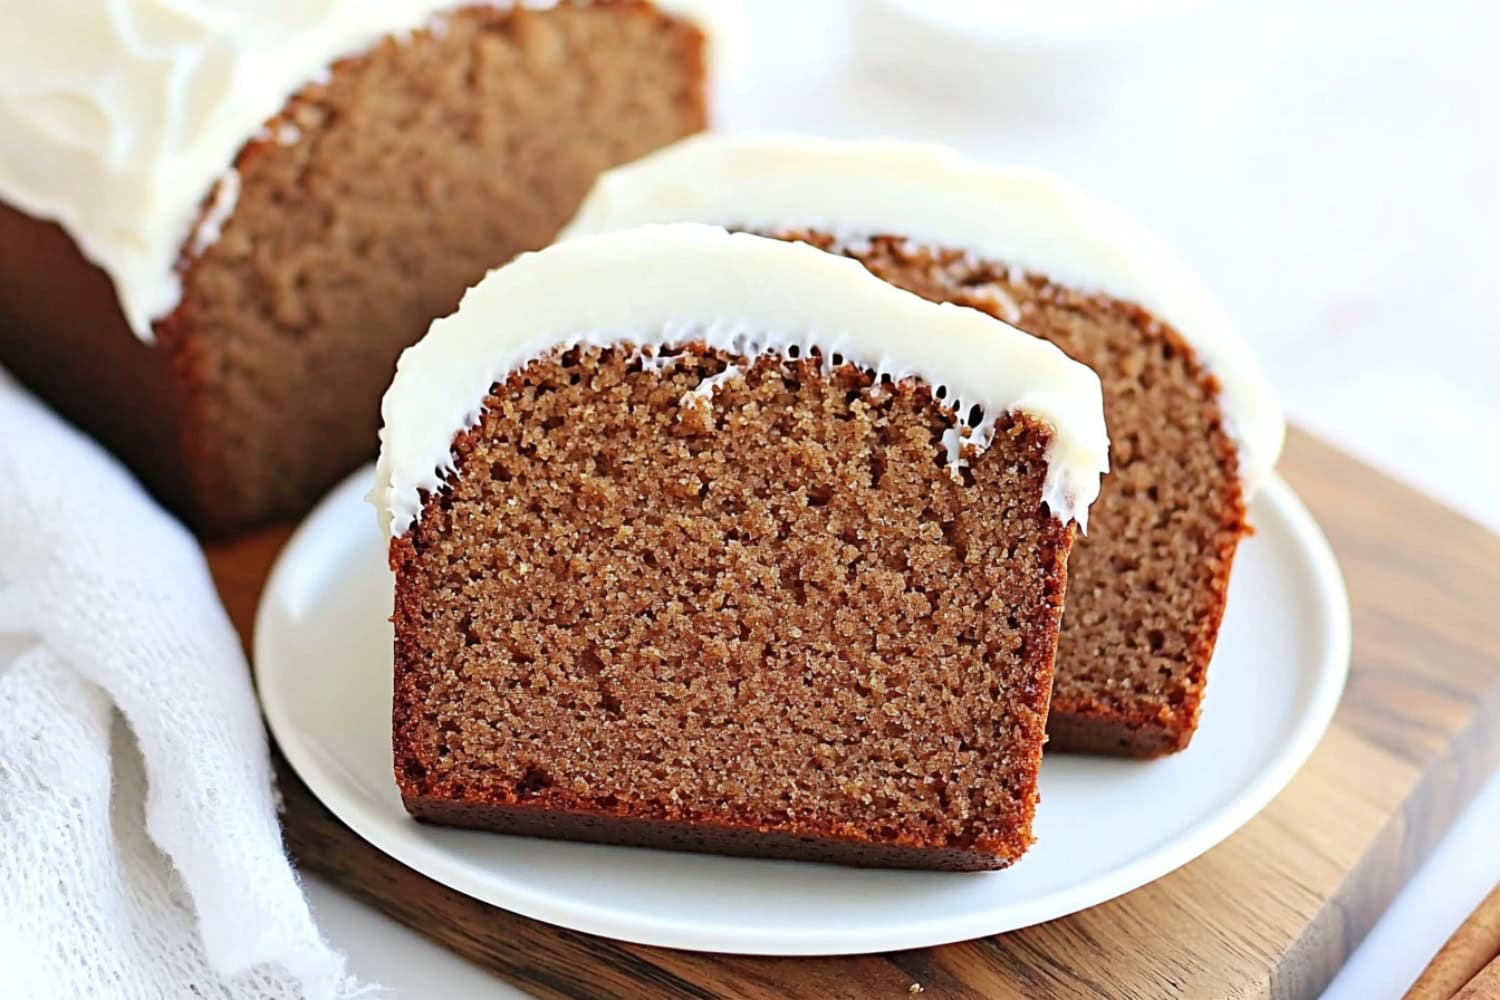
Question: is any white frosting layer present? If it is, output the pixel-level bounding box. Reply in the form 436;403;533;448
562;133;1286;495
0;0;718;342
373;225;1109;537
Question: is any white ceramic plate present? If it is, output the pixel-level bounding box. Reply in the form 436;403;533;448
256;466;1350;956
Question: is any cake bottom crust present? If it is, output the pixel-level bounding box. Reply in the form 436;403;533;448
404;794;1012;872
1043;705;1188;758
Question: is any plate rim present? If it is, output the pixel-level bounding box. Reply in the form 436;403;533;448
255;465;1352;956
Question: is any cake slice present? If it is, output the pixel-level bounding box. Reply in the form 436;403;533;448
0;1;710;535
563;135;1286;756
372;225;1108;870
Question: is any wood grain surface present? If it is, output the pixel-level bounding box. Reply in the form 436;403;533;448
208;429;1500;1000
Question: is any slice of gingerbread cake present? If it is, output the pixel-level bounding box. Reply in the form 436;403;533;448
372;225;1108;870
563;135;1285;757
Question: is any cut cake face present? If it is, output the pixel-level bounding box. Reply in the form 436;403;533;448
373;225;1108;868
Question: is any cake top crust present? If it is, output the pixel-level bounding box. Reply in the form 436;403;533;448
562;133;1285;495
0;0;718;342
371;224;1109;537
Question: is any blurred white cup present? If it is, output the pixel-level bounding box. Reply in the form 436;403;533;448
855;0;1209;120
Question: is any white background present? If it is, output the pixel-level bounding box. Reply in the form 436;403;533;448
303;2;1500;996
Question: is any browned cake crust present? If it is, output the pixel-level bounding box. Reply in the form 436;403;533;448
772;231;1250;757
0;1;705;536
391;345;1074;869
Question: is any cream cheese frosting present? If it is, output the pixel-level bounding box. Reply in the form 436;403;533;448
0;0;719;342
372;224;1110;537
561;133;1286;496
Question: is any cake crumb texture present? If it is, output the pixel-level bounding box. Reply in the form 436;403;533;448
392;346;1072;869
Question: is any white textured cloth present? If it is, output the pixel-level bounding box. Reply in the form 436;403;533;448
0;371;369;1000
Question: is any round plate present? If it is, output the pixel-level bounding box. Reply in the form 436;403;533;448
256;466;1350;956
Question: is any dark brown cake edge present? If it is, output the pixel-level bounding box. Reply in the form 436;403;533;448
404;793;1015;872
0;202;195;521
1045;704;1189;758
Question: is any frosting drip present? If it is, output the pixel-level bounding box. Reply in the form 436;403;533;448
372;225;1109;537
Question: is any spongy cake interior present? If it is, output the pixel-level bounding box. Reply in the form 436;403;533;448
391;344;1072;869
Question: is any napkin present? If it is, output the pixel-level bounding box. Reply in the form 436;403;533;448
0;371;368;1000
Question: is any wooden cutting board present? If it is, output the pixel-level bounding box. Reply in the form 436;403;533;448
207;429;1500;1000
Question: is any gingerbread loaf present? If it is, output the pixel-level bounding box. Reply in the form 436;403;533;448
372;225;1109;869
0;0;708;535
562;135;1285;756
